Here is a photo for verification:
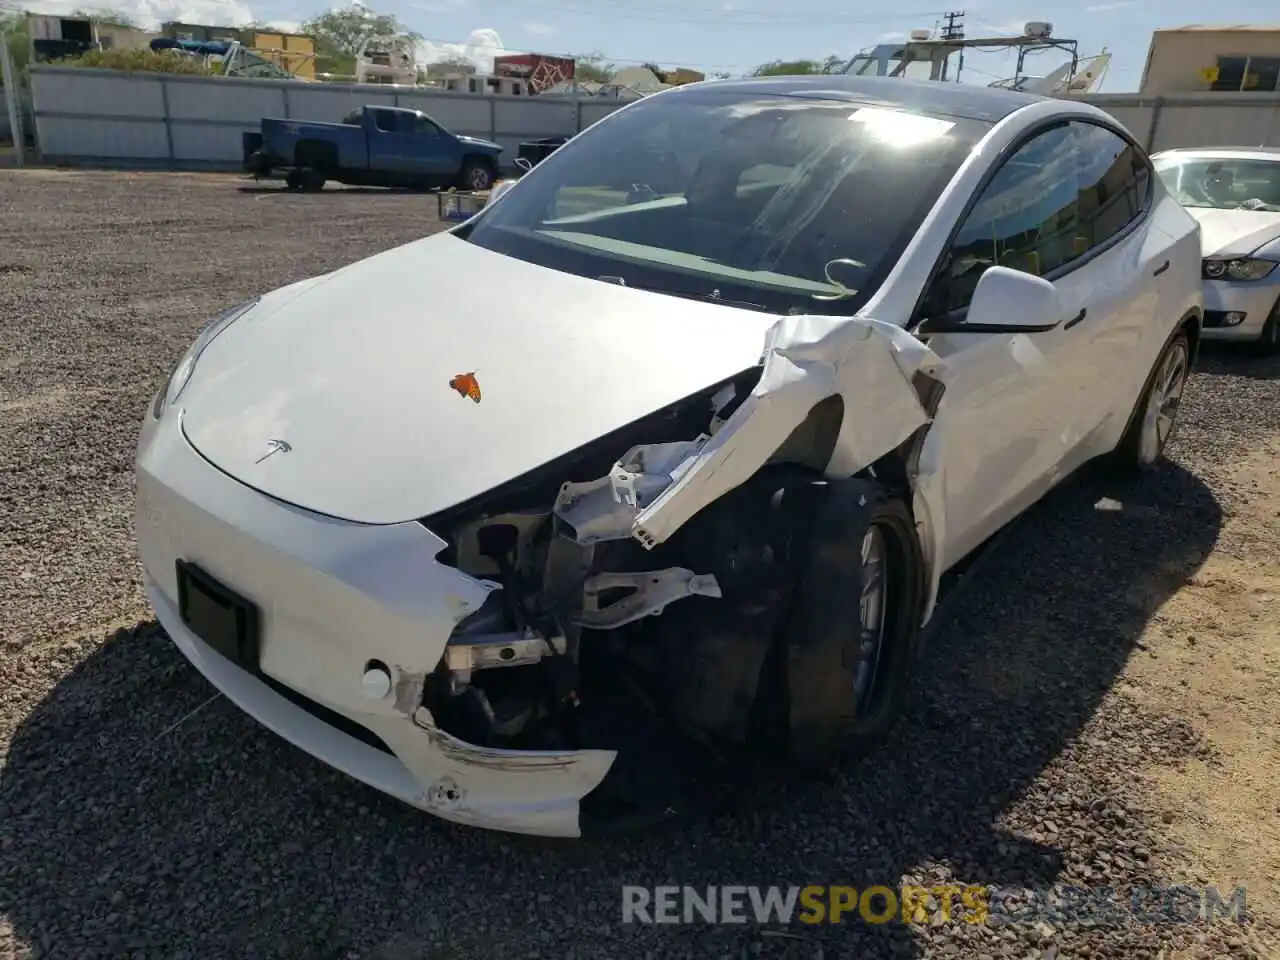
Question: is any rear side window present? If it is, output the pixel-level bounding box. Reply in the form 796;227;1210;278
1132;153;1152;215
1073;122;1145;248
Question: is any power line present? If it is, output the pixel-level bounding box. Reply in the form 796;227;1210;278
475;0;946;25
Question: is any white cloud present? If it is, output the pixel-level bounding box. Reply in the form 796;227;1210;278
1084;0;1135;10
417;27;507;71
878;31;906;42
521;21;554;37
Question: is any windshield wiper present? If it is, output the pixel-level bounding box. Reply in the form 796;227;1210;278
596;276;770;312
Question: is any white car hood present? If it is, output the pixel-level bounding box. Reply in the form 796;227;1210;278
1188;207;1280;258
180;233;776;525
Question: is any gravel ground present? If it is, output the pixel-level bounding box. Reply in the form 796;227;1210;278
1;170;1278;960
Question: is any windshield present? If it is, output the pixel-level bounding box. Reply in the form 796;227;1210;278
458;88;988;315
1154;155;1280;212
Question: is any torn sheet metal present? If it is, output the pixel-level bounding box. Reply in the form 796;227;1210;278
554;313;942;543
634;314;943;549
550;313;955;624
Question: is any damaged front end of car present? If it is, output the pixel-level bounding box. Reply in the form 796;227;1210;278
417;314;948;831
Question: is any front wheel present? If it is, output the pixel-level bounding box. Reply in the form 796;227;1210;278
779;478;926;773
1106;328;1191;477
459;159;495;192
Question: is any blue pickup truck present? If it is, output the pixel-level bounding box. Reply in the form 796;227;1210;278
247;105;504;192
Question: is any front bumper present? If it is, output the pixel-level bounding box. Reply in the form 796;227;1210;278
135;402;615;837
1201;273;1280;341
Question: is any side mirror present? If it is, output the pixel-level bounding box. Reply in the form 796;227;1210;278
923;265;1066;335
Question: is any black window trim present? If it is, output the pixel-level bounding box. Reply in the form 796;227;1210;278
909;115;1156;332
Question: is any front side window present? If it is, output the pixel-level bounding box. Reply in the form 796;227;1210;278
940;124;1082;312
410;114;441;136
1154;154;1280;212
458;89;988;316
936;122;1146;313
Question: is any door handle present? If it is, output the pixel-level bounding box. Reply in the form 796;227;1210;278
1063;308;1087;330
1153;260;1170;277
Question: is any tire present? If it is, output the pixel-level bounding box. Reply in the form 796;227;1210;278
298;168;326;192
284;169;302;191
459;158;495;192
778;477;926;773
1252;303;1280;357
1106;327;1191;477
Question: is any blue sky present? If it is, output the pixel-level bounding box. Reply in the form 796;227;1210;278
16;0;1280;91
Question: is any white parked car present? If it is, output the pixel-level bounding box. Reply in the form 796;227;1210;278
136;76;1203;838
1152;146;1280;354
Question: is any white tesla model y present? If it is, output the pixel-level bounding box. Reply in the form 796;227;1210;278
136;76;1203;837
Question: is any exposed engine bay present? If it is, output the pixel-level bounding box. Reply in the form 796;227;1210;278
418;314;947;821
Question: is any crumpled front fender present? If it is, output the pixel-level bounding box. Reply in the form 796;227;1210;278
554;313;950;622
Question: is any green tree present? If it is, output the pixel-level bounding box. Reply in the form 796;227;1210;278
0;11;29;86
639;61;668;83
63;47;216;74
573;50;614;83
749;54;844;77
300;7;421;77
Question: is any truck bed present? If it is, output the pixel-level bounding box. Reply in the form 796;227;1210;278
259;118;368;170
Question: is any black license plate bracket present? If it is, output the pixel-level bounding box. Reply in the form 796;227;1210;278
175;560;261;672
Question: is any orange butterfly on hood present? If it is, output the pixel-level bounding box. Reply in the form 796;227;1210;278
449;371;482;404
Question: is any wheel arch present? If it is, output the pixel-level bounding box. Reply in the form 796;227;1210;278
1180;305;1203;367
462;152;498;173
293;138;338;172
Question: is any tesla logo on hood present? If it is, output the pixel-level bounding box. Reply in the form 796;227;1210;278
255;438;292;463
449;372;482;404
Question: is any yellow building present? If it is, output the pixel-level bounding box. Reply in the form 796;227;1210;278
667;67;706;85
1140;25;1280;95
248;31;316;79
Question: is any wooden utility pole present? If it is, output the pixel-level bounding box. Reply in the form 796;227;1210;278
1;35;24;167
941;10;966;83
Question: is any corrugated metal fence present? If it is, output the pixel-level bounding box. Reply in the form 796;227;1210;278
1084;92;1280;152
27;65;627;170
24;67;1280;168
